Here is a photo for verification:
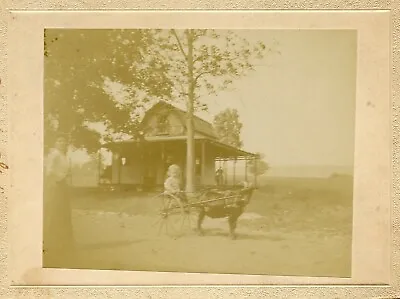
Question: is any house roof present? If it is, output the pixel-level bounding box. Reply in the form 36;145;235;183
103;135;257;159
140;100;218;139
101;100;257;159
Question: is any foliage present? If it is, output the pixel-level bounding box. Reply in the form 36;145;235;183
44;29;174;152
152;29;267;111
44;28;275;191
248;152;269;176
152;29;270;191
213;108;243;148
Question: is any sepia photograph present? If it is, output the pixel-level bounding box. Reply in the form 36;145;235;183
42;28;357;277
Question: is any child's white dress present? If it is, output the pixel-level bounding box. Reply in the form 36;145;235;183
164;164;187;204
164;176;181;196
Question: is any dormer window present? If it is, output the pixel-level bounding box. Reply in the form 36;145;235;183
156;113;169;135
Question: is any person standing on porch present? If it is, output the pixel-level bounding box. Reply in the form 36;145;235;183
216;166;224;186
43;133;75;266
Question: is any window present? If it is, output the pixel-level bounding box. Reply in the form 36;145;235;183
195;157;201;175
120;156;131;166
156;114;169;135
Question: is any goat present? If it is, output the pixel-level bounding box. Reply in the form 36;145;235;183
195;182;255;239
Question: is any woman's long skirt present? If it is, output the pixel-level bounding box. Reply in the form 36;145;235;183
43;180;75;267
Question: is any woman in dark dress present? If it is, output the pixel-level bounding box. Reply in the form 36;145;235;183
43;134;75;266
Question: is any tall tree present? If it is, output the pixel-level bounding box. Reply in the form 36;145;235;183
155;29;270;193
213;108;243;148
44;29;173;153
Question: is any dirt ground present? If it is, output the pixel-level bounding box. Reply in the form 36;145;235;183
46;176;353;278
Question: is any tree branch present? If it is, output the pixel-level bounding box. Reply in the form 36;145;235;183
176;80;188;97
194;70;212;84
171;29;188;61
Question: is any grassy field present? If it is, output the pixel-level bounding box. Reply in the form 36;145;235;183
48;175;353;277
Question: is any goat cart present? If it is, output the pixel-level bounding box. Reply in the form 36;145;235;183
151;183;255;239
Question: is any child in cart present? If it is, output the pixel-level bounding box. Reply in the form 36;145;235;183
164;164;189;210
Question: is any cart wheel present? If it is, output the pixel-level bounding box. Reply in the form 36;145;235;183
153;193;197;237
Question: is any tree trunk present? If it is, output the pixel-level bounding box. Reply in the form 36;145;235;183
185;30;195;194
224;160;228;185
233;159;236;186
245;158;248;182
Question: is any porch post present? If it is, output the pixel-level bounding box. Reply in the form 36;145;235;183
224;159;228;185
245;158;248;182
201;140;206;186
118;152;122;185
253;155;258;188
217;153;222;186
233;158;236;186
161;142;165;182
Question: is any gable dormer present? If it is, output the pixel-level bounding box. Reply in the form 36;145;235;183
141;103;185;137
140;101;219;139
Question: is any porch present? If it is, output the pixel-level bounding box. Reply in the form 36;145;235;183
101;136;259;191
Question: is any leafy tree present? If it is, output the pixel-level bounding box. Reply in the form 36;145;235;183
154;29;270;192
44;29;173;153
213;108;243;148
248;152;269;179
44;29;276;193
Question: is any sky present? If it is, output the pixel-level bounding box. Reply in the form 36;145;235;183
194;29;357;168
69;29;357;171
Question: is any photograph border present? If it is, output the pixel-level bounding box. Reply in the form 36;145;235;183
1;3;398;299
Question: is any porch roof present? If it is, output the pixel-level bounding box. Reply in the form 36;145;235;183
102;136;257;160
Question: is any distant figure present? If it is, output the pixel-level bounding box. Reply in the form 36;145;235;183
43;133;74;265
216;166;224;186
